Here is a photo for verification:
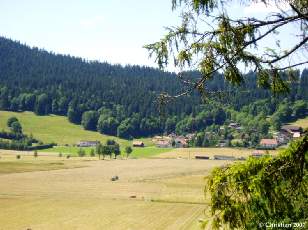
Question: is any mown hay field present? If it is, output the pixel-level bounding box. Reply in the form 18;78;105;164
155;147;278;159
0;151;227;230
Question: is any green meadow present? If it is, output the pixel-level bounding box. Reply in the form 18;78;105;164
0;111;172;158
42;145;172;158
0;111;128;146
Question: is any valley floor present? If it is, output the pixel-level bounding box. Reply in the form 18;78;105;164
0;152;228;230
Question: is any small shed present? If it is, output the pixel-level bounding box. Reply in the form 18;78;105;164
77;140;100;147
132;141;145;147
195;156;209;160
213;155;236;160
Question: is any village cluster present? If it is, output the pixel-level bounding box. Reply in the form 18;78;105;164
75;124;303;160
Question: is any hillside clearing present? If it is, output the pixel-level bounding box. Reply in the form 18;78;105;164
0;110;145;146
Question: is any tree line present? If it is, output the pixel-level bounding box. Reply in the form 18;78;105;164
0;37;307;139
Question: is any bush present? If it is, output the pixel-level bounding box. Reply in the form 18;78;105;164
16;155;21;159
59;152;62;157
77;148;86;157
90;149;95;157
34;150;38;157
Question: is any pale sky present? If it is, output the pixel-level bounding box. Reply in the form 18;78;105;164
0;0;306;70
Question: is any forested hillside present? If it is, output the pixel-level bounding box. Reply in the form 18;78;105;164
0;36;307;140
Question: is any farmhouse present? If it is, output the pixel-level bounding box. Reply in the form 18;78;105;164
77;140;100;147
259;139;278;149
132;141;144;147
281;125;302;137
156;140;171;148
174;137;188;148
152;133;193;148
152;135;164;142
293;132;301;138
275;132;289;145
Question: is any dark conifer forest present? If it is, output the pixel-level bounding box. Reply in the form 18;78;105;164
0;36;307;140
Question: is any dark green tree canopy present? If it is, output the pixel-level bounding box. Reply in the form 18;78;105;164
7;116;18;127
10;121;22;134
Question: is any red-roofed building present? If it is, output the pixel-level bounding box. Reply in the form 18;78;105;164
260;139;278;149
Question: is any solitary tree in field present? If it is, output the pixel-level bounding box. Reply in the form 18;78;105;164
90;148;95;157
96;143;103;159
101;145;112;159
77;148;86;157
113;144;121;159
11;121;22;134
145;0;308;228
125;146;133;158
7;116;18;127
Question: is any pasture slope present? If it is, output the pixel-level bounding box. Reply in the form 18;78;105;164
0;111;174;157
0;153;227;230
0;110;128;145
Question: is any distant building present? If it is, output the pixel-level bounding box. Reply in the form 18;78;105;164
185;133;196;141
281;125;302;137
156;140;171;148
152;136;163;142
77;140;100;147
174;137;188;148
275;131;290;145
260;139;278;149
195;156;209;160
213;155;236;160
153;133;193;148
217;140;228;147
293;132;301;138
132;141;145;147
251;150;265;158
228;122;240;129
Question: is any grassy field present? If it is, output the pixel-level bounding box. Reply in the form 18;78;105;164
42;146;96;156
129;146;172;158
41;145;173;158
287;116;308;129
0;151;227;229
0;111;157;149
